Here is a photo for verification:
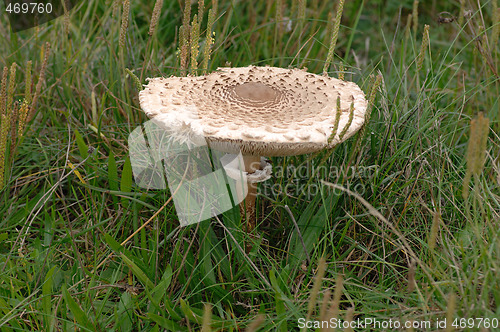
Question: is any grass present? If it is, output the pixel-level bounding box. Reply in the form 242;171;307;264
0;0;499;330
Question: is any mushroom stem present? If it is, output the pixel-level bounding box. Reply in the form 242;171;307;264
241;155;261;233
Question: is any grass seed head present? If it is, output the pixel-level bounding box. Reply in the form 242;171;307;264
24;61;32;104
412;0;419;35
463;112;490;199
0;67;7;117
339;97;354;140
6;63;17;116
149;0;164;36
416;24;430;73
190;15;201;73
323;0;345;75
202;8;216;73
0;113;11;187
119;0;130;51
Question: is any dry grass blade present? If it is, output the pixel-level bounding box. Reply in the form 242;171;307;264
407;259;416;293
201;303;212;332
319;288;331;321
428;210;440;251
445;293;456;332
304;257;326;325
284;205;310;265
344;307;355;332
320;181;423;271
322;275;343;330
245;314;264;332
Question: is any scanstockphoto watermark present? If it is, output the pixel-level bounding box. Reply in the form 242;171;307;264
260;179;369;199
272;163;380;181
260;163;379;199
297;317;433;330
297;317;500;330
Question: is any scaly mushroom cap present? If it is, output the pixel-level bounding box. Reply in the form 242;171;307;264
139;66;367;156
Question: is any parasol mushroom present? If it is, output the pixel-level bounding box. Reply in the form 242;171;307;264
139;66;367;232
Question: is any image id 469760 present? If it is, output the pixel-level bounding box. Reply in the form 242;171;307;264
3;0;78;32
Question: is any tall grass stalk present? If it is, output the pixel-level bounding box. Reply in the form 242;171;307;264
351;73;383;156
119;0;130;55
416;24;430;73
405;13;412;42
24;60;32;104
6;63;16;117
211;0;217;16
337;63;344;80
62;0;70;35
202;8;216;74
125;68;142;92
0;67;7;116
298;0;306;37
17;100;29;138
462;112;490;199
323;0;345;74
338;99;354;140
458;0;466;27
344;307;355;332
273;0;283;64
149;0;164;36
180;0;192;75
328;96;342;145
198;0;205;26
190;15;201;73
445;293;456;332
0;64;16;188
201;303;211;331
412;0;419;35
323;275;343;323
0;114;10;187
303;257;326;330
29;42;49;121
492;7;500;50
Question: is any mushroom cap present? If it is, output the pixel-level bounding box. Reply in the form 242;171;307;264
139;66;367;156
